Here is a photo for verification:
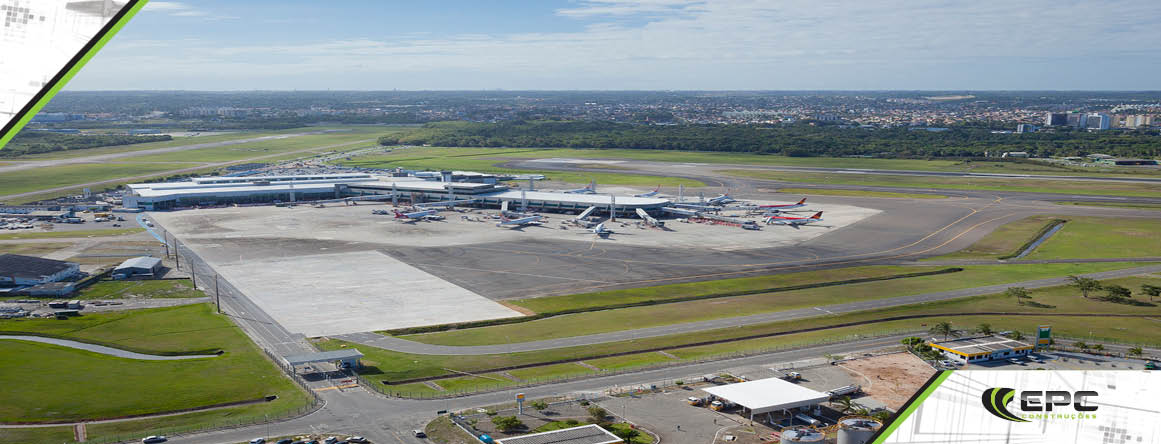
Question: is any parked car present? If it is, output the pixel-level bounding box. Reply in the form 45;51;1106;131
413;430;427;438
277;439;294;444
348;438;369;443
142;437;167;444
325;438;339;444
249;439;265;444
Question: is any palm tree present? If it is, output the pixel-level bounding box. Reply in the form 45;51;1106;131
1128;346;1144;358
1074;341;1089;351
929;321;960;341
1067;275;1101;299
976;323;994;336
1009;331;1025;341
833;396;856;414
1092;343;1105;352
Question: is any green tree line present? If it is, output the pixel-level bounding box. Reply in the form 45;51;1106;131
2;133;173;157
378;120;1161;158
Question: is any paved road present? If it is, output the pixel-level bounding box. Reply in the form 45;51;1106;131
0;335;220;360
335;264;1161;355
691;164;1161;184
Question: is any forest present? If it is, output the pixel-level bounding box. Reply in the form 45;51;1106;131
378;121;1161;158
1;132;172;157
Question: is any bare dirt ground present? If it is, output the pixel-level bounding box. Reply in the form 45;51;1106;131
838;352;934;411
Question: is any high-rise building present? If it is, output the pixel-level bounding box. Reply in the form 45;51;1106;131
1016;124;1038;133
1044;112;1068;126
1066;113;1086;128
1085;113;1110;130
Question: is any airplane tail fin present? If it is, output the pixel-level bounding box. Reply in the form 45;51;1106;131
393;210;405;218
797;198;806;205
810;211;823;219
499;214;510;222
653;185;660;192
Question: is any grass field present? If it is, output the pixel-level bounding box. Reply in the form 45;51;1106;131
322;274;1161;393
401;263;1140;346
507;362;596;381
125;128;392;163
584;352;675;371
347;146;1158;178
0;242;70;256
335;147;705;187
0;162;193;197
0;227;143;240
773;188;947;199
1054;201;1161;211
0;304;307;424
930;215;1061;260
0;426;76;444
510;265;949;314
718;169;1161;198
5;131;286;160
78;279;202;300
1028;216;1161;260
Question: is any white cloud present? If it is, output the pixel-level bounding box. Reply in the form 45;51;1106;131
142;2;235;20
76;0;1161;90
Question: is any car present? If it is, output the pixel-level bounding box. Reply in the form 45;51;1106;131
413;430;427;438
277;440;293;444
250;439;265;444
142;436;168;443
348;438;369;443
325;438;339;444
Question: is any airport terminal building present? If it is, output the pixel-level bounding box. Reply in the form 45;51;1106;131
123;173;672;216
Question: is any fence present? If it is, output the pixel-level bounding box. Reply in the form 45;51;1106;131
361;328;920;399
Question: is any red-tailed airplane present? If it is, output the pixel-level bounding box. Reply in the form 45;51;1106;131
394;209;438;221
634;185;661;198
764;211;823;226
759;198;807;210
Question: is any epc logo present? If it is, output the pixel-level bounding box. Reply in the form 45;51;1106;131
981;388;1098;422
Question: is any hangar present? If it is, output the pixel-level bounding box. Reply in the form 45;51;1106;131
702;377;831;422
113;256;163;278
496;424;622;444
0;254;80;287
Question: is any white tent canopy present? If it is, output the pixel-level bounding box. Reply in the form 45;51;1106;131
703;377;830;417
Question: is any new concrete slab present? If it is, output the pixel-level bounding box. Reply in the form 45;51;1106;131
212;250;522;337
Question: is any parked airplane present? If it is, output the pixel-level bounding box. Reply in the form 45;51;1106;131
496;214;545;227
591;223;615;237
634;185;661;198
706;191;736;205
563;180;597;194
764;211;824;226
394;209;438;221
759;198;807;210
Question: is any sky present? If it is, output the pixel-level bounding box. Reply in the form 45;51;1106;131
66;0;1161;91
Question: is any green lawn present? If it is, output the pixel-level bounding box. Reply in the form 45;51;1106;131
584;352;675;371
930;215;1062;260
431;373;518;394
78;279;202;300
0;304;308;424
4;130;292;160
507;363;595;381
126;128;396;163
1027;216;1161;260
0;163;192;197
0;426;76;444
1054;201;1161;211
511;265;928;313
774;187;947;199
0;227;143;240
323;274;1161;393
0;242;70;256
401;263;1141;346
718;169;1161;198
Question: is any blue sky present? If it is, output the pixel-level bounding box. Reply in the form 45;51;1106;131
67;0;1161;90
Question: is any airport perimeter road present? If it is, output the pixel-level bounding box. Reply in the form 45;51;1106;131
685;164;1161;184
335;264;1161;355
168;334;913;444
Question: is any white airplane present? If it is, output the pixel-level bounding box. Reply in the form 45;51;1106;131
634;185;661;198
563;180;597;194
496;214;544;227
765;211;824;226
758;198;807;210
591;223;615;237
394;209;438;221
706;191;736;205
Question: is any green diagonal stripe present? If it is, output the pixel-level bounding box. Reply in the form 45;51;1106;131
871;370;951;444
0;0;150;150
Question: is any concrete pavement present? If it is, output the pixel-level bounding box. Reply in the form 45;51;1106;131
0;335;220;360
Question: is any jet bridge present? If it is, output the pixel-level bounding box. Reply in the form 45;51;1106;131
635;208;664;227
575;205;598;220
